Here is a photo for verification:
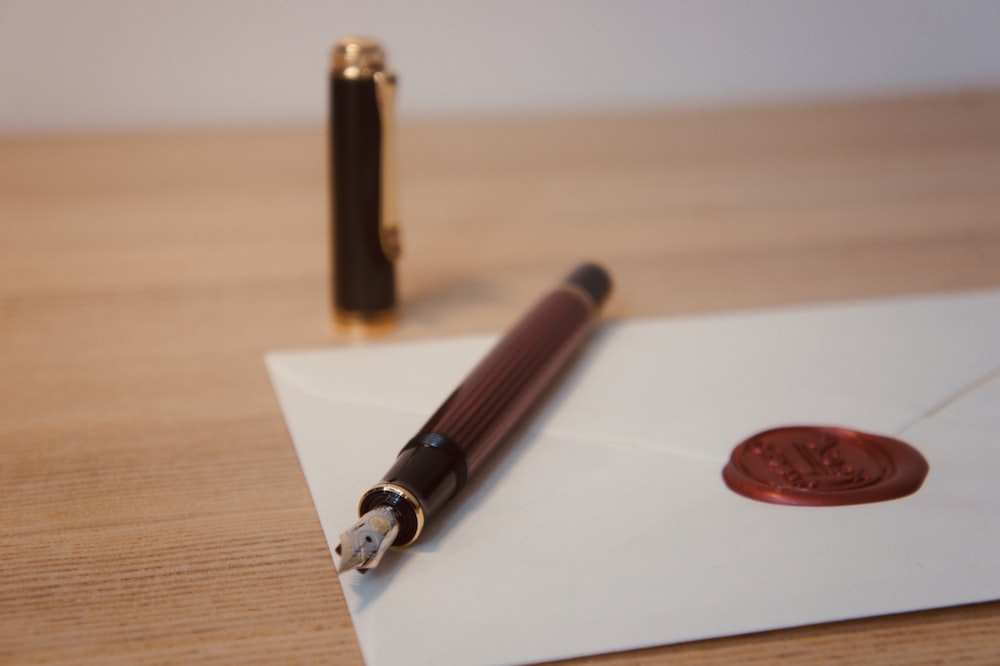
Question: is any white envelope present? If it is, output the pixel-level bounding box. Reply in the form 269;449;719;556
266;289;1000;666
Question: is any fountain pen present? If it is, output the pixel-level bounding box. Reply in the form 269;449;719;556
335;263;612;573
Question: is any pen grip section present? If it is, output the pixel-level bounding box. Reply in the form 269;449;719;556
362;433;466;546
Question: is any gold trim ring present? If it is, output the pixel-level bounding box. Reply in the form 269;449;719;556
359;482;426;546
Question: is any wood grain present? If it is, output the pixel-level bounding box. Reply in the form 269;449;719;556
2;90;999;664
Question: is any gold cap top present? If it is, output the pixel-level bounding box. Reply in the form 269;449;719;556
332;37;386;79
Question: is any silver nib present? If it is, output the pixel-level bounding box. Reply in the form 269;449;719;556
335;506;400;573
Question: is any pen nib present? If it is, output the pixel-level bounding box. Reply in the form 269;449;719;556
335;506;400;574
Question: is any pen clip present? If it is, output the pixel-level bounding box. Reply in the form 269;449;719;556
374;69;401;263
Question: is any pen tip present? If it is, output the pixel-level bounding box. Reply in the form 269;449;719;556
334;507;400;574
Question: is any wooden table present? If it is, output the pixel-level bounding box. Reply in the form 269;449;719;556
3;91;999;664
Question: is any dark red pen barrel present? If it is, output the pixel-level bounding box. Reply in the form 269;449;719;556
427;286;595;472
364;264;611;545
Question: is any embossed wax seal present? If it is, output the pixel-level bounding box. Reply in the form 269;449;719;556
722;426;929;506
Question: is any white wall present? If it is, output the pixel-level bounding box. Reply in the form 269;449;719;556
2;0;1000;134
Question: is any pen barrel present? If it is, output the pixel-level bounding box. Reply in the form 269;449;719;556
329;47;397;324
426;276;604;475
364;264;611;545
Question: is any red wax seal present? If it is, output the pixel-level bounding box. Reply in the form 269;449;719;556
722;426;929;506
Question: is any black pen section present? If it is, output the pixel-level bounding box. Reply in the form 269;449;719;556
361;433;467;546
330;75;395;317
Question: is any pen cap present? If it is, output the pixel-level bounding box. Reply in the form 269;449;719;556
329;37;399;330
